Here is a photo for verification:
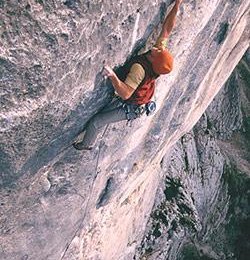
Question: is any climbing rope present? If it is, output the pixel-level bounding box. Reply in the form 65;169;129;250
60;124;110;259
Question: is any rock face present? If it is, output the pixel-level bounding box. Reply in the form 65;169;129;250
0;1;249;259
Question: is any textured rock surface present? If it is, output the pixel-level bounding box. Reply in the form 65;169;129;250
134;53;250;260
0;0;249;259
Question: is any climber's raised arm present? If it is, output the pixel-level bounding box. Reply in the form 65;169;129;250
158;0;182;39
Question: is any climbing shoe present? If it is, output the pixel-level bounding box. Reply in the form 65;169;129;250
73;141;93;151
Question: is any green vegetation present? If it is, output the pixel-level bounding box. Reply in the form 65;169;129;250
179;216;196;231
222;164;248;199
152;210;168;227
150;176;197;242
238;60;250;88
178;203;193;215
164;177;182;201
237;57;250;155
222;163;250;260
152;222;161;238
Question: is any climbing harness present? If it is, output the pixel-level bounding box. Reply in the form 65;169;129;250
101;95;156;128
122;103;144;120
122;100;156;125
145;100;156;116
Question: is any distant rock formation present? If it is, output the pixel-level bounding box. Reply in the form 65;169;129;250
135;52;250;260
0;0;249;259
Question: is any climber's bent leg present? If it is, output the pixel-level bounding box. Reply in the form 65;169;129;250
73;106;127;150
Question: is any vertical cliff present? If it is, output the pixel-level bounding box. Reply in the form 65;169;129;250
0;0;249;259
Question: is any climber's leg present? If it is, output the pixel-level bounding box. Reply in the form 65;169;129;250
73;106;127;150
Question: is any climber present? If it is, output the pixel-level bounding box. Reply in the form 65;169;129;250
73;0;183;150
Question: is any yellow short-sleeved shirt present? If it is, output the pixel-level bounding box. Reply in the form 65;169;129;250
124;63;145;90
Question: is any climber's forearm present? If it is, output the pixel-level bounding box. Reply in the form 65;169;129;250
160;1;181;38
103;65;135;100
109;74;135;100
